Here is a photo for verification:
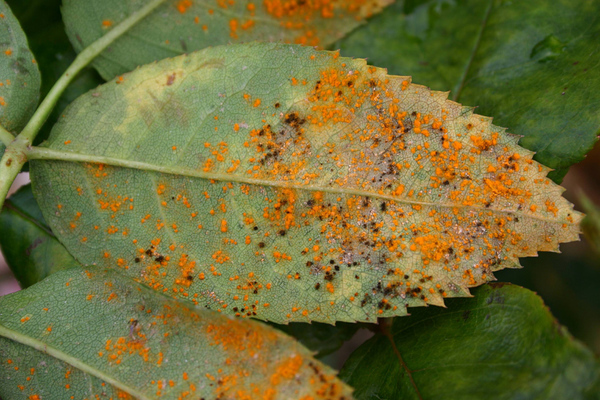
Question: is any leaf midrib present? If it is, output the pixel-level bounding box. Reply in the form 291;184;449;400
452;0;494;101
0;325;146;399
27;146;576;226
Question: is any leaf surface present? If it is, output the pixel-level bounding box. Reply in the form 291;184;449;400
0;0;41;154
337;0;600;182
0;267;353;400
339;283;600;399
0;184;79;288
30;43;581;323
61;0;392;80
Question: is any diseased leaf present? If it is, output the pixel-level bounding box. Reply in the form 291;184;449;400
30;43;581;324
0;0;42;155
0;267;353;400
339;283;600;400
61;0;392;80
0;184;79;288
337;0;600;182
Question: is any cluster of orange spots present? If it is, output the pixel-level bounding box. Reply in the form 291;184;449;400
206;318;275;356
270;354;303;385
175;253;197;287
273;251;292;262
176;0;192;13
101;19;112;27
102;332;150;366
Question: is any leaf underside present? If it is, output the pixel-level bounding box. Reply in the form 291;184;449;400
0;268;353;400
62;0;392;80
30;43;582;324
340;283;600;399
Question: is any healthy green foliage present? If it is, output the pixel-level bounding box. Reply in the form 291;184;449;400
0;267;353;400
62;0;392;80
337;0;600;182
0;184;78;288
29;43;581;324
339;283;600;399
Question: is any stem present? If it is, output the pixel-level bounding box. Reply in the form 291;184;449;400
0;126;15;147
18;0;167;143
0;136;28;210
0;0;167;209
0;125;14;147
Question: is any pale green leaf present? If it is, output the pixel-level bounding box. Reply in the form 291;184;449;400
30;43;581;323
0;267;354;400
61;0;392;80
0;0;42;155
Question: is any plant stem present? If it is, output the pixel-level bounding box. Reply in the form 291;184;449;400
19;0;167;143
0;125;14;147
0;0;167;209
0;136;28;209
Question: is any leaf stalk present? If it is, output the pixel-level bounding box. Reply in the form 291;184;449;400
0;136;29;210
0;124;14;147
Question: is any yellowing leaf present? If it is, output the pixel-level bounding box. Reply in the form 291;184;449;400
29;43;581;323
62;0;393;80
0;268;353;400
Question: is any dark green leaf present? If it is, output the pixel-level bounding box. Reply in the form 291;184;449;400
339;283;600;400
338;0;600;182
0;0;41;157
272;322;360;358
0;184;79;288
62;0;392;80
0;267;354;400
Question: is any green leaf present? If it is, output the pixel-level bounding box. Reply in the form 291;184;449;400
30;43;581;324
272;322;360;358
0;267;354;400
337;0;600;182
339;283;600;399
61;0;392;80
0;184;79;288
5;0;103;146
0;0;42;155
580;192;600;255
